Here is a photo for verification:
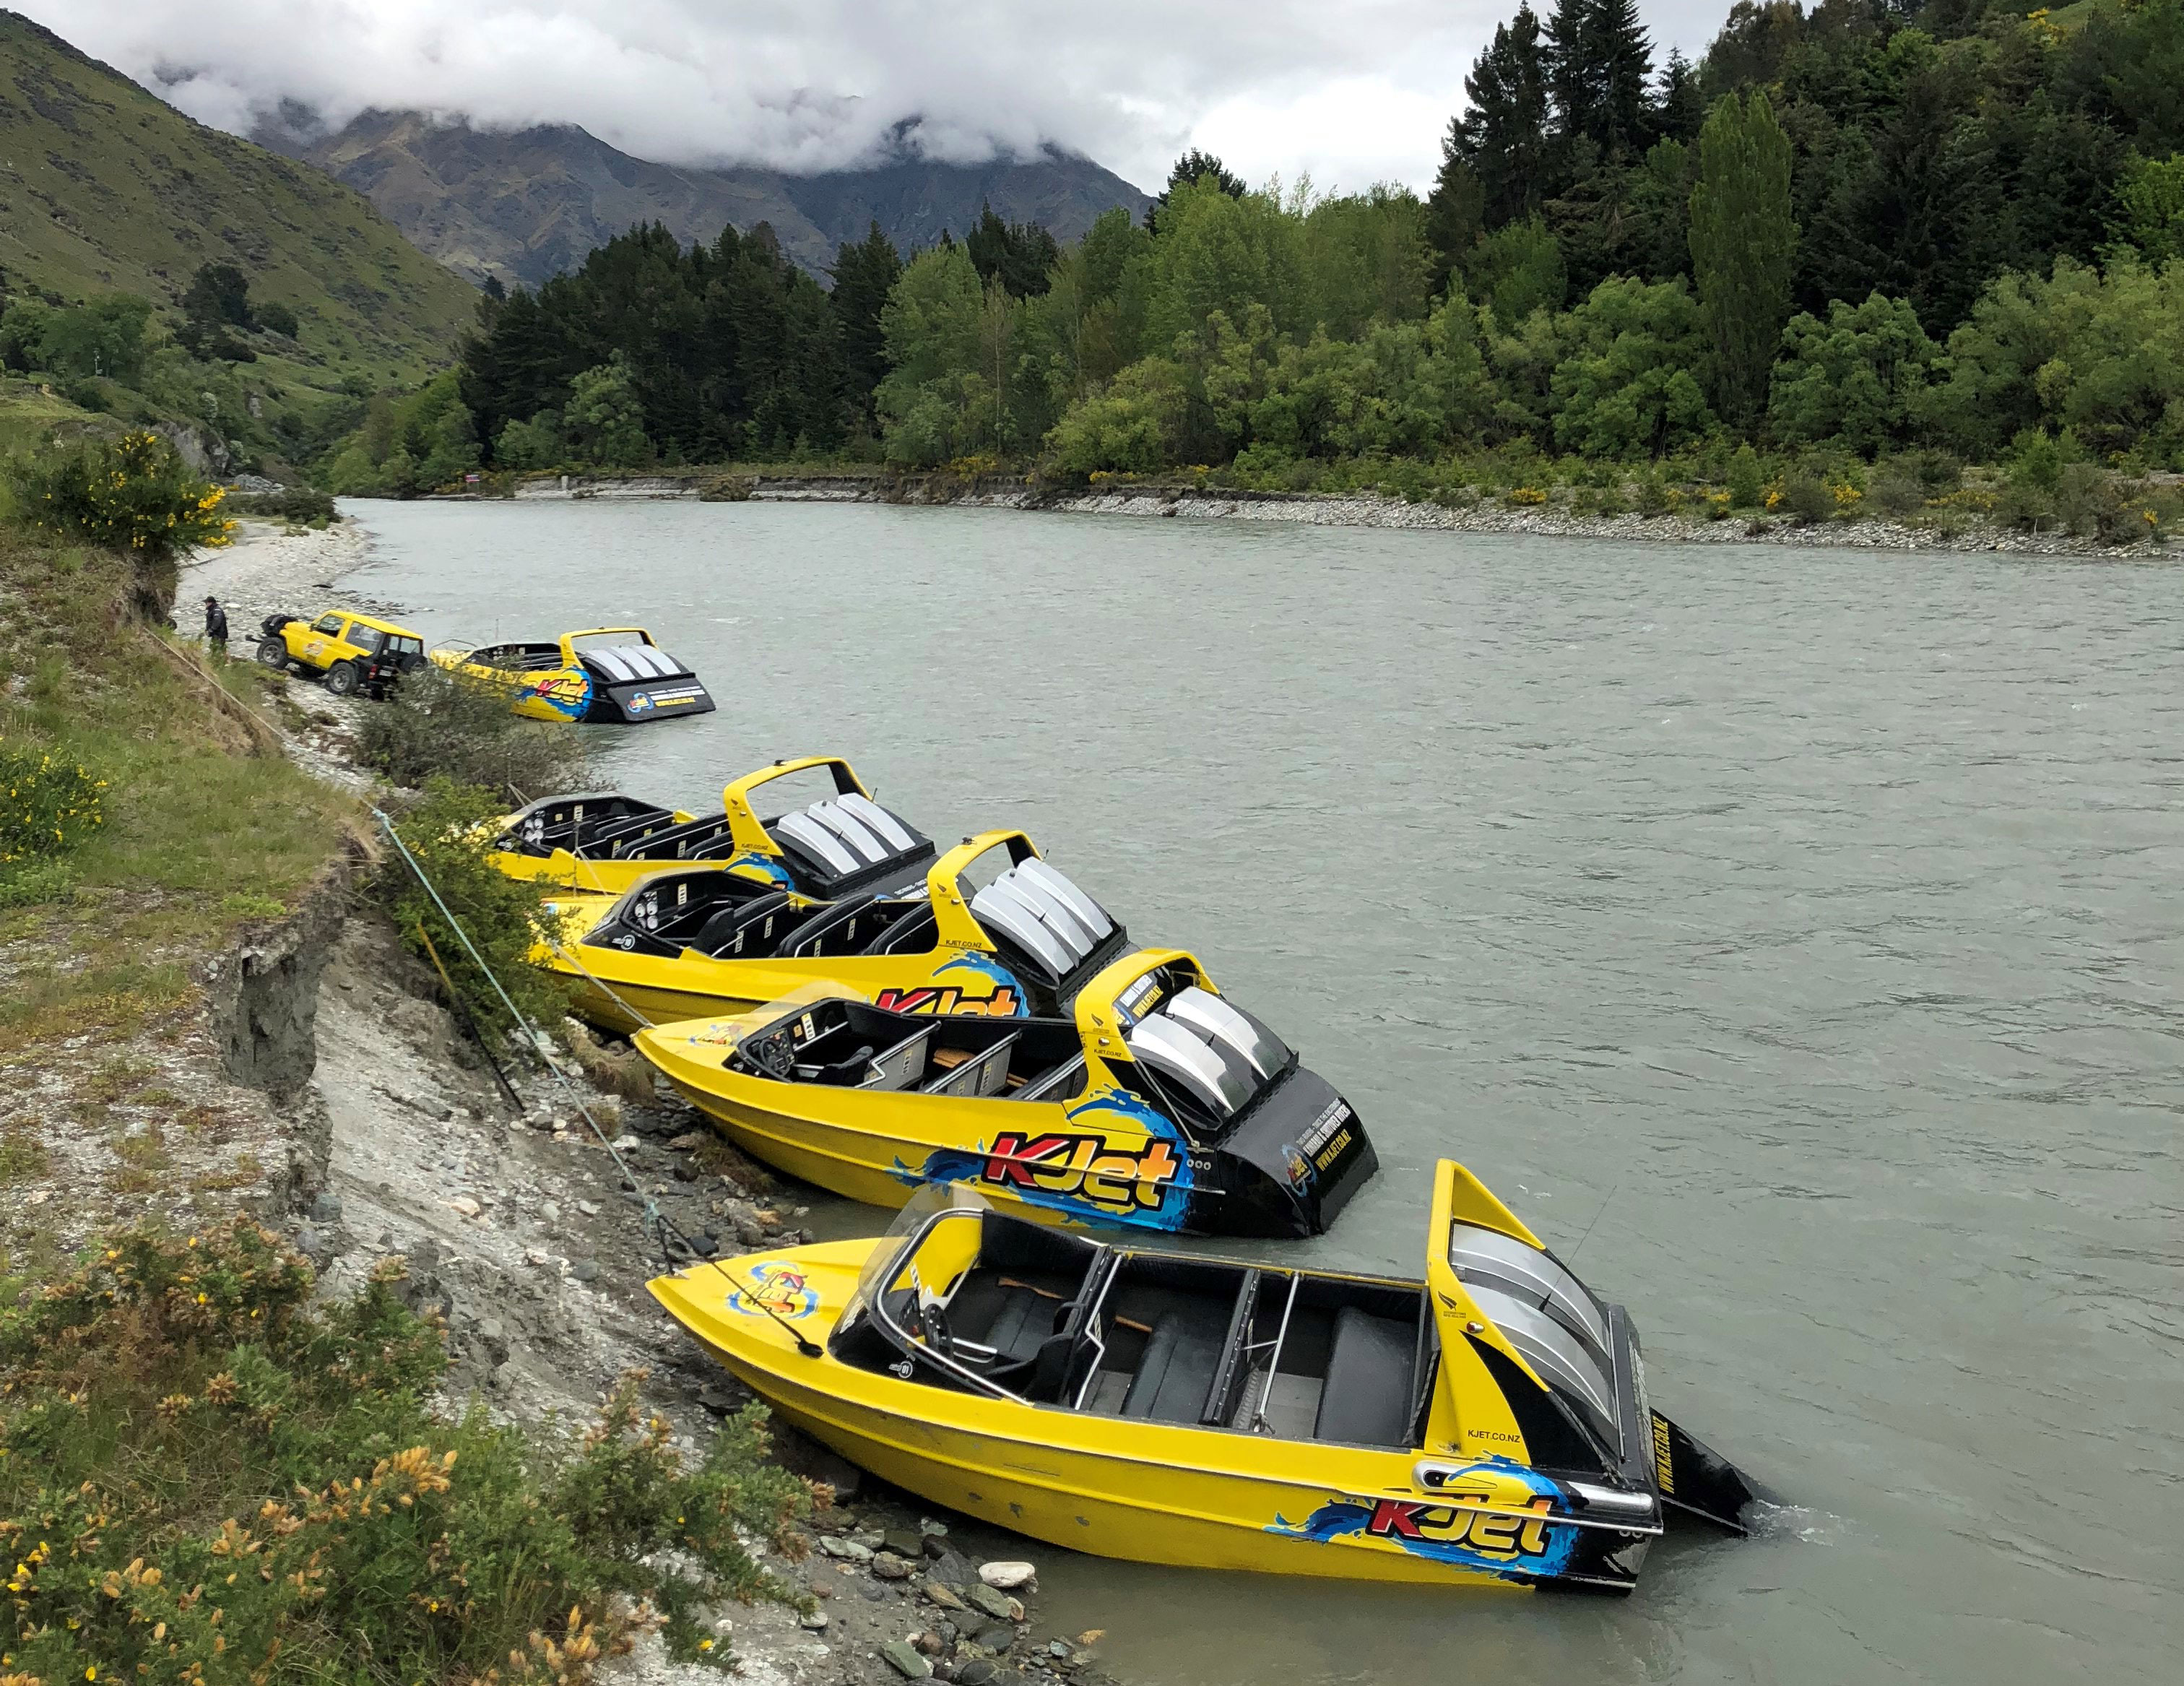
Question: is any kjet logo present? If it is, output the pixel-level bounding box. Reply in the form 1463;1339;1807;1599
979;1132;1179;1211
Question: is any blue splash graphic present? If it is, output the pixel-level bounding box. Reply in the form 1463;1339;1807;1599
1265;1458;1579;1581
936;950;1028;1014
725;851;794;889
521;667;590;721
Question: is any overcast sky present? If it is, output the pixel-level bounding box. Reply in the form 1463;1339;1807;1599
34;1;1722;194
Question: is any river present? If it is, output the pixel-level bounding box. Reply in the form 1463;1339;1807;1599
342;498;2181;1685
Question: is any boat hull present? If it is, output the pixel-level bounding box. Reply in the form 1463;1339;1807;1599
653;1055;1372;1239
663;1286;1641;1591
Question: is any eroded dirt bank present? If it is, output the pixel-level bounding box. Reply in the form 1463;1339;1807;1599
162;518;1124;1686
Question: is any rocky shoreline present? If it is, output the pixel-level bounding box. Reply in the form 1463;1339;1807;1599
485;470;2176;560
162;520;1128;1686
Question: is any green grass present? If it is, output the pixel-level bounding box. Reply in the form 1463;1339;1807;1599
0;523;362;1063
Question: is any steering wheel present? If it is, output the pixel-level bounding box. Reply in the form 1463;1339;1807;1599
919;1302;955;1358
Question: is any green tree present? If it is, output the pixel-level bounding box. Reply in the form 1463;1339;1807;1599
966;204;1060;298
2110;152;2184;268
182;261;254;328
1689;90;1796;425
1467;216;1567;323
0;300;51;371
1448;6;1553;229
494;412;564;471
35;295;153;384
1769;291;1937;456
1046;358;1191;475
563;355;651;467
1549;274;1712;457
1147;150;1247;230
829;221;903;432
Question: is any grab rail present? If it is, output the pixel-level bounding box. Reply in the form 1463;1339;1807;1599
1247;1272;1301;1435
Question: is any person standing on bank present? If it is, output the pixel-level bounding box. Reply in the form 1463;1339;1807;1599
203;595;229;659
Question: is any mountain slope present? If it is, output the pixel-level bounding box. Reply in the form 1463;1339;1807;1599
257;108;1152;288
0;11;476;386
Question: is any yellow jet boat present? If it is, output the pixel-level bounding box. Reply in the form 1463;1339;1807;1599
543;829;1130;1034
648;1162;1757;1592
489;756;932;898
430;626;715;724
635;946;1377;1237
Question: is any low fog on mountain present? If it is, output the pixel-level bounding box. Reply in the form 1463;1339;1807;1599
28;0;1717;192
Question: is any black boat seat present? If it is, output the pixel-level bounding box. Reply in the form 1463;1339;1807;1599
1120;1310;1226;1423
794;1043;873;1084
695;893;794;958
1312;1305;1418;1448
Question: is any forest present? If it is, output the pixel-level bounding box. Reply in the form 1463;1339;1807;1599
334;0;2184;511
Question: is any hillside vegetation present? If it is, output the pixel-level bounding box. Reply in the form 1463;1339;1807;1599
0;10;477;474
359;0;2181;542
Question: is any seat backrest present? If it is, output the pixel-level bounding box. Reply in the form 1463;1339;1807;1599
860;1025;933;1091
694;891;794;958
925;1032;1020;1098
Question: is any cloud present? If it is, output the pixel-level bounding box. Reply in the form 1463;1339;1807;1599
27;1;1726;192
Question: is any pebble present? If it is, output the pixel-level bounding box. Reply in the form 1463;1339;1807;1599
576;1199;599;1217
871;1552;913;1581
310;1190;344;1224
924;1582;968;1612
446;1196;481;1219
569;1259;600;1283
954;1662;998;1686
1046;1642;1068;1659
880;1638;932;1679
883;1529;925;1560
819;1536;874;1562
964;1584;1018;1623
539;1201;560;1224
799;1608;828;1632
971;1623;1016;1653
978;1562;1035;1590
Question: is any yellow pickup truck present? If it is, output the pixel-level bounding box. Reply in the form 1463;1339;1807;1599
256;609;428;699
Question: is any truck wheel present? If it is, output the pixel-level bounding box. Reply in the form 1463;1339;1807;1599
256;638;288;670
324;660;361;697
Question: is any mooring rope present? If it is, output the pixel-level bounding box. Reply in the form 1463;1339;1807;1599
372;807;674;1257
547;937;659;1029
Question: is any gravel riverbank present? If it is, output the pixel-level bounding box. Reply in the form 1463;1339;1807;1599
488;471;2176;559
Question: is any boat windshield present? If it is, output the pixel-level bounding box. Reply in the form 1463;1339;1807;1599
838;1183;991;1335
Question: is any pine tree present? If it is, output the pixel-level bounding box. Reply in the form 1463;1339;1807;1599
1543;0;1593;147
1689;91;1798;425
1425;131;1486;299
829;221;903;432
1146;150;1247;231
1585;0;1654;157
1452;5;1553;229
1655;48;1705;147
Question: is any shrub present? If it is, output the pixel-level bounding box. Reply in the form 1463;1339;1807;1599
225;484;337;524
357;662;591;797
1870;470;1926;519
0;1219;809;1686
0;740;105;886
1726;444;1765;508
5;430;233;618
2057;461;2127;540
1779;472;1835;524
373;776;576;1039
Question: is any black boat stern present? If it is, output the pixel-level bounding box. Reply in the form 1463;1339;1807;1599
1216;1069;1379;1236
